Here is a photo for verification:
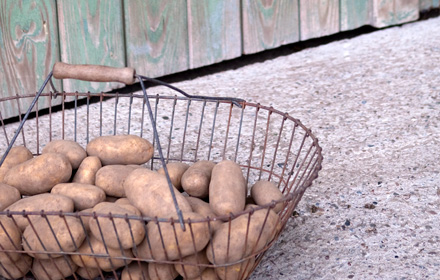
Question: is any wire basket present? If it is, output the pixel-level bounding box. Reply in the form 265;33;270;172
0;63;323;280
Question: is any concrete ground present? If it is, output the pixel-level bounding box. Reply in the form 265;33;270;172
164;16;440;279
1;15;439;280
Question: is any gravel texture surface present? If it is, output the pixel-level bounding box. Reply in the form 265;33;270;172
1;16;439;280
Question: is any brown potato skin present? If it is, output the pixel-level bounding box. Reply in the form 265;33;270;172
174;249;209;279
215;257;255;280
147;212;210;261
187;268;220;280
71;235;133;271
51;183;106;210
181;160;215;198
124;168;192;218
158;162;190;191
3;153;72;195
0;216;22;264
76;266;102;279
89;202;145;249
206;208;279;265
0;146;33;183
32;256;78;280
6;193;74;231
86;135;153;165
42;139;87;169
122;262;150;280
148;263;178;280
0;183;21;211
251;180;284;213
186;196;223;233
0;254;32;279
209;160;246;216
95;165;139;197
23;215;86;259
72;156;102;185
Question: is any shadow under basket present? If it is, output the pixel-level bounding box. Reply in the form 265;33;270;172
0;72;323;280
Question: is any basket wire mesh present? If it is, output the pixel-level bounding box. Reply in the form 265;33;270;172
0;65;322;280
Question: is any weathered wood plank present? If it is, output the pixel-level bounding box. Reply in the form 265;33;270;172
299;0;339;41
372;0;419;28
187;0;241;69
340;0;372;31
242;0;299;54
0;0;61;120
124;0;189;78
57;0;125;93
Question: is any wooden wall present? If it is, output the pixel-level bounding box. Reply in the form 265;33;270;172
0;0;432;119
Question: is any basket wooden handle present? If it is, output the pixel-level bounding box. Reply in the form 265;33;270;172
53;62;136;85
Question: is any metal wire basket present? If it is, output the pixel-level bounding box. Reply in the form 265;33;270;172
0;63;323;280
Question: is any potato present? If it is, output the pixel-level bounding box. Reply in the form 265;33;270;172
122;262;150;280
6;193;74;231
72;156;101;184
187;268;219;280
86;135;153;165
23;215;86;259
186;196;222;233
32;256;77;280
251;180;284;213
148;263;178;280
209;160;246;216
206;208;279;265
0;216;22;264
76;266;102;279
124;168;192;218
133;234;153;260
51;183;106;210
95;165;139;197
3;153;72;195
158;162;190;191
0;254;32;279
71;235;133;271
215;257;255;280
89;202;145;249
174;249;209;279
147;212;210;261
0;146;33;183
0;183;20;211
181;160;215;198
78;208;93;233
42;139;87;169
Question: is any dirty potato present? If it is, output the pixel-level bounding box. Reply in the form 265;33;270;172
124;168;192;218
76;266;102;279
121;262;150;280
187;268;220;280
251;180;284;213
148;263;178;280
186;196;223;233
72;156;102;185
147;212;210;261
215;257;255;280
0;183;21;211
0;146;33;183
89;202;145;249
95;165;139;197
181;160;215;198
32;256;78;280
0;254;32;279
23;215;86;259
51;183;106;210
42;139;87;169
174;249;210;279
0;216;22;264
209;160;246;216
3;153;72;195
6;193;74;231
158;162;190;191
86;135;153;165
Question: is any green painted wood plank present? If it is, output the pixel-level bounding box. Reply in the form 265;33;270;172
242;0;299;54
372;0;419;28
124;0;189;78
187;0;241;69
299;0;339;41
0;0;61;120
57;0;125;93
340;0;372;31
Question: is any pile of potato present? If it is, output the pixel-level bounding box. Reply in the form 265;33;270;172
0;135;285;280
